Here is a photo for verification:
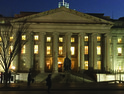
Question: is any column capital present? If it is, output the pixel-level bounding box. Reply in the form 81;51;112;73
78;32;85;36
66;32;72;36
40;32;46;35
53;32;59;36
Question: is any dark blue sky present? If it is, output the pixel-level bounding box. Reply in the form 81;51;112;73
0;0;124;19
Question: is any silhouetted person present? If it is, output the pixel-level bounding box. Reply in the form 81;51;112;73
0;72;3;83
64;56;71;72
8;71;11;84
46;74;52;93
27;71;32;86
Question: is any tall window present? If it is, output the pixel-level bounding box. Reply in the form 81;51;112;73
117;47;122;56
21;45;26;54
97;36;101;41
47;37;51;42
0;37;2;41
97;46;101;55
59;37;63;42
71;46;75;55
10;37;13;41
71;37;75;42
118;38;122;43
34;45;38;54
59;46;63;55
34;35;39;40
97;61;101;70
85;46;88;54
85;36;88;41
85;61;88;70
9;46;13;54
22;35;26;40
47;46;51;55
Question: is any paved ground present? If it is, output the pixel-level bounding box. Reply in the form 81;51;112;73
0;82;124;91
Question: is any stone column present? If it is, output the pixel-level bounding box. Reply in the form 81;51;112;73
88;33;94;70
53;32;59;73
79;33;85;71
39;32;46;73
28;32;34;69
65;32;72;59
93;33;97;70
104;34;111;71
112;36;117;71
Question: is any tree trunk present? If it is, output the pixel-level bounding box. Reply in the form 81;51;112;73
4;68;8;87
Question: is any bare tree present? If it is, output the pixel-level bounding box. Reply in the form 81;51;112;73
0;19;30;87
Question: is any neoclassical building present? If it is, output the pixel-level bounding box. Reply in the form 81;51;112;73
1;6;124;73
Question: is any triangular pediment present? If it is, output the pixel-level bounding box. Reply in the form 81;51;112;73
12;7;113;24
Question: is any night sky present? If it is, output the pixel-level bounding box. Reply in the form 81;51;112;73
0;0;124;19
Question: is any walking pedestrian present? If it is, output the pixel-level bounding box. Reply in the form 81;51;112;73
46;74;52;93
27;71;32;86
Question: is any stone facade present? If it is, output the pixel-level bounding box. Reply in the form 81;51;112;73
1;7;124;73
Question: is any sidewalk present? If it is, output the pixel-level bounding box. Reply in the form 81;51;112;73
0;82;124;91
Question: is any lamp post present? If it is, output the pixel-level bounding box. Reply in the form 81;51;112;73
119;66;121;83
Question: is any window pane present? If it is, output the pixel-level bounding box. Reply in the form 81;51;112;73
85;46;88;54
47;46;51;55
59;37;63;42
71;46;75;55
97;61;101;70
85;61;88;70
21;45;26;54
118;38;122;43
47;37;51;42
85;36;88;41
10;37;13;41
9;46;13;54
34;35;39;40
22;35;26;40
97;36;101;41
0;37;2;41
97;46;101;55
34;45;38;54
71;37;75;42
59;46;63;55
118;47;122;56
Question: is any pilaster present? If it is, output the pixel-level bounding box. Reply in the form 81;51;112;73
53;32;59;73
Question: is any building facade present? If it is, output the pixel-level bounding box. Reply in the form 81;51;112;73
1;7;124;73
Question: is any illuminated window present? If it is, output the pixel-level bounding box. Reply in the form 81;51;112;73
85;36;88;41
117;47;122;56
59;46;63;55
71;37;75;42
34;45;38;54
0;37;2;41
85;61;88;70
97;46;101;55
59;37;63;42
22;35;26;40
85;46;88;54
71;46;75;55
10;37;13;41
47;46;51;55
21;45;26;54
34;35;39;40
9;46;13;54
118;38;122;43
97;36;101;41
0;20;5;24
47;37;51;42
97;61;101;70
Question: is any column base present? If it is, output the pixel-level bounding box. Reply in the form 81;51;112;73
53;70;58;73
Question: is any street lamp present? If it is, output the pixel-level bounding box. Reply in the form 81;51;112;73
119;66;121;83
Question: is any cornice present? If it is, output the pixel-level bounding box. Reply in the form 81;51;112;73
11;7;114;25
